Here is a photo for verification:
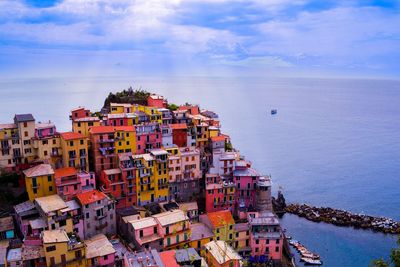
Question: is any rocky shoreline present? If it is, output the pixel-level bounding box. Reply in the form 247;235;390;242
285;203;400;234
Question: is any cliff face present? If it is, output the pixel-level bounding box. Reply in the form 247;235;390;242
272;190;287;217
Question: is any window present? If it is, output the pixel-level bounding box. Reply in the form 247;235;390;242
69;141;74;146
167;237;171;246
166;226;169;235
33;188;37;194
276;239;280;244
104;255;108;260
154;226;158;234
86;213;89;219
46;245;56;252
49;186;53;191
48;175;52;182
140;230;144;237
256;239;259;244
275;246;279;252
80;140;84;145
24;122;27;127
53;139;56;145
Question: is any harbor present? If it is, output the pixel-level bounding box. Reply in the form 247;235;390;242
288;239;322;265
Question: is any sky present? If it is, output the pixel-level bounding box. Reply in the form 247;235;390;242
0;0;399;79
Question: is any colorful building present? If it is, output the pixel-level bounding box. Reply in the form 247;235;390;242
89;126;117;176
42;230;85;267
234;160;260;214
170;124;188;148
167;147;201;202
54;167;82;201
147;94;168;108
127;217;163;251
114;126;136;154
76;190;116;239
72;117;101;137
70;107;91;121
188;223;213;251
200;210;235;245
233;223;250;256
34;194;74;235
60;132;89;172
153;210;191;250
32;121;62;168
132;149;169;206
204;240;241;267
135;123;162;154
23;164;56;201
85;234;116;267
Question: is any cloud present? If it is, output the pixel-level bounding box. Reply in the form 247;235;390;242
0;0;399;77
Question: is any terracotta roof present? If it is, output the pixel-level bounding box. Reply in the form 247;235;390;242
21;245;44;261
60;132;85;140
115;126;135;132
169;123;187;130
76;190;107;206
211;136;226;142
23;164;54;177
54;167;77;179
89;126;115;134
159;250;179;267
207;210;235;228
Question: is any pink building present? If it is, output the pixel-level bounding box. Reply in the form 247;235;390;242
85;234;116;266
135;123;162;154
34;122;57;138
54;167;82;201
13;201;39;240
248;212;283;261
54;167;96;201
234;160;260;213
128;217;163;251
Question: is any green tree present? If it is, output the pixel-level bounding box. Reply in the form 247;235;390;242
370;236;400;267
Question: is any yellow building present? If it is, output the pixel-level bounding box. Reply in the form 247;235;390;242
0;123;21;169
233;223;250;256
189;223;214;251
200;210;236;246
23;164;56;201
72;117;101;137
60;132;89;172
132;149;169;206
114;126;137;154
110;103;133;114
133;105;163;124
42;230;86;267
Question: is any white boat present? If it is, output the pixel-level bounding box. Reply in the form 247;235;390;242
301;257;323;265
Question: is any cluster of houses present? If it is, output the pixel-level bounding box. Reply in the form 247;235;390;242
0;93;285;266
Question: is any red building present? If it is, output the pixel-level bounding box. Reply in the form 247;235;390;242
89;126;117;176
170;123;188;147
99;153;137;208
70;107;91;121
147;94;168;108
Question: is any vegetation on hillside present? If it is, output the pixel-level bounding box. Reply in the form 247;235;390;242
103;87;150;111
370;236;400;267
167;103;179;111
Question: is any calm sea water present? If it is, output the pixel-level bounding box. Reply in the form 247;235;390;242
1;76;399;266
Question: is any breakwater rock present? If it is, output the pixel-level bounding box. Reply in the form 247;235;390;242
272;191;287;217
285;203;400;234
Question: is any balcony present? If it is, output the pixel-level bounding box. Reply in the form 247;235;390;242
140;179;151;185
139;171;151;178
69;154;77;159
50;151;59;157
54;214;68;222
98;139;114;143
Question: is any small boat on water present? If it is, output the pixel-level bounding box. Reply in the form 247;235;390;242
271;109;277;115
301;257;323;265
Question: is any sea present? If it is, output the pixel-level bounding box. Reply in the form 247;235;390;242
1;76;399;266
